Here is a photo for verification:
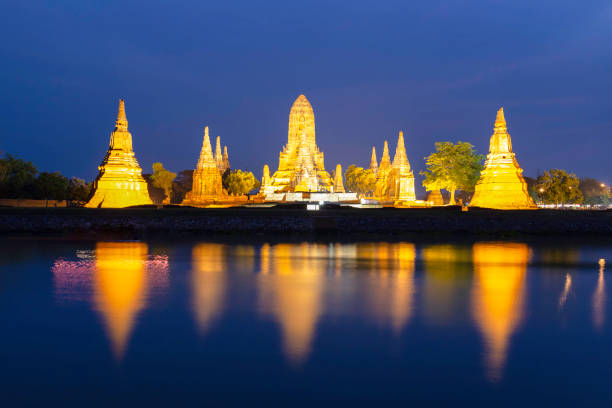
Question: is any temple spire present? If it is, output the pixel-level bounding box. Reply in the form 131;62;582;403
334;164;345;193
392;131;409;169
223;146;230;170
115;99;128;131
215;136;223;163
495;107;506;129
198;126;215;168
369;146;378;174
379;141;391;169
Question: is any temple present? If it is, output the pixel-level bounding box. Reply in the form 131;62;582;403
263;95;356;202
470;108;537;209
373;133;416;205
333;164;345;193
369;147;378;175
182;126;227;206
214;136;230;174
85;99;153;208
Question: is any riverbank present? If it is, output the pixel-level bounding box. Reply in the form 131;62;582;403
1;206;611;238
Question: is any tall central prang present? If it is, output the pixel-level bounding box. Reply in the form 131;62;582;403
264;95;333;194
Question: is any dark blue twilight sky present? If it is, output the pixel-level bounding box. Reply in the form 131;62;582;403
1;1;611;188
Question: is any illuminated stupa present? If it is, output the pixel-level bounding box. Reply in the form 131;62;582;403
389;131;416;205
369;146;378;175
267;95;333;194
182;126;227;206
85;99;153;208
333;164;345;193
214;136;230;174
373;133;416;205
470;108;537;209
427;189;444;206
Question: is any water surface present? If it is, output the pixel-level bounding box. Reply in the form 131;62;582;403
0;238;610;406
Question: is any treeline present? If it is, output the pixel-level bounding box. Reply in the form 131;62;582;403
0;154;91;201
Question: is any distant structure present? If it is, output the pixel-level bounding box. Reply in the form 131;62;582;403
333;164;345;193
369;147;378;175
373;133;416;205
85;99;152;208
263;95;356;202
214;136;230;174
182;126;227;206
267;95;333;193
260;164;272;195
470;108;536;209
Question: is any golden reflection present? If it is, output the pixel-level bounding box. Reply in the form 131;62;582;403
357;243;416;333
191;244;226;335
593;259;605;330
471;242;528;382
93;242;148;360
422;245;471;326
258;243;326;365
558;273;572;310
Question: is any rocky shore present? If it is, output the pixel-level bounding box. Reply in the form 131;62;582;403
1;207;611;238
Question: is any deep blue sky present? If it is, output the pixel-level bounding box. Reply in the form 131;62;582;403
1;1;611;186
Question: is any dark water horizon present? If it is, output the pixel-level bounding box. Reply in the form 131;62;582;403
0;237;610;406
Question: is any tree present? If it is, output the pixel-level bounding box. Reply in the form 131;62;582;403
579;178;610;206
33;172;69;200
150;162;176;204
223;169;260;195
0;154;38;198
536;169;583;205
67;177;92;202
344;165;376;196
420;142;484;205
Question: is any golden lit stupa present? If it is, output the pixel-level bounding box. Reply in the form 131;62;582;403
85;99;153;208
471;242;528;381
426;189;444;205
373;133;416;204
369;146;378;175
470;108;537;209
93;242;148;359
182;126;227;206
333;164;345;193
266;95;333;194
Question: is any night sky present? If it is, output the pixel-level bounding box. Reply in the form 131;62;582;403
1;1;611;190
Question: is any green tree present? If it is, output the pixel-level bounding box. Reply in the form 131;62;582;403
536;169;583;205
67;177;92;202
223;169;260;195
344;165;376;196
0;154;39;198
33;172;69;200
420;142;484;205
151;162;177;204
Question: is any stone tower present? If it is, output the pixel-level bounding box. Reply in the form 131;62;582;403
215;136;223;171
333;164;345;193
369;146;378;175
182;126;226;206
222;146;230;172
266;95;333;194
260;164;271;195
470;108;536;209
389;131;416;204
85;99;153;208
374;140;392;199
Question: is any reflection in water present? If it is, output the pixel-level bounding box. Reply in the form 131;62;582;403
593;259;606;330
356;243;415;333
52;242;169;360
559;273;572;310
471;242;528;382
191;244;226;334
93;242;148;360
422;245;472;326
259;243;326;365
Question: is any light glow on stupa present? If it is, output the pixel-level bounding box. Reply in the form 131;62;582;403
266;95;333;194
470;108;537;209
373;132;416;205
85;99;153;208
182;126;227;206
